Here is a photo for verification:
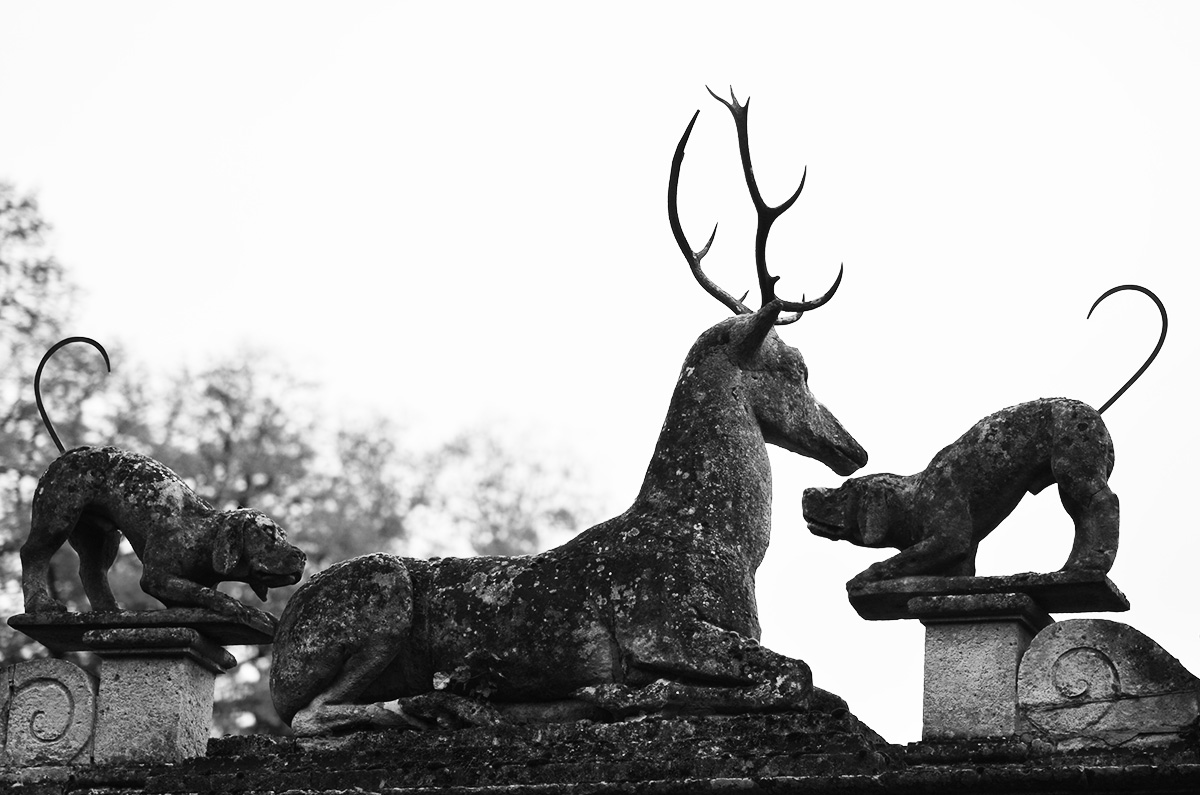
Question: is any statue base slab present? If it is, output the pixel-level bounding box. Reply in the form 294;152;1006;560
7;607;274;652
846;571;1129;621
5;610;271;766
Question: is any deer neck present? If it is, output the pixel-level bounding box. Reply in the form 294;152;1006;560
634;355;773;568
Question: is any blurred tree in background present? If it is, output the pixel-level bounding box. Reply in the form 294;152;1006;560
0;182;605;734
0;181;111;639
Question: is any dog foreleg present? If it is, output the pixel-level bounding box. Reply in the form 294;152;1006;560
139;568;258;620
851;493;976;583
850;537;976;584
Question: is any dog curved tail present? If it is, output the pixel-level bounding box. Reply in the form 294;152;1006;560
1087;285;1167;414
35;336;111;454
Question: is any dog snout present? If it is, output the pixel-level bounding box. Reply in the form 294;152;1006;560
802;486;830;515
285;546;306;577
273;544;306;579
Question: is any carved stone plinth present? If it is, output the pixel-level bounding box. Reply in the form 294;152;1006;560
846;573;1129;741
1018;619;1200;749
5;609;273;766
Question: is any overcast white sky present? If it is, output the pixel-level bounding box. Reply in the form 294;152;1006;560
3;2;1199;743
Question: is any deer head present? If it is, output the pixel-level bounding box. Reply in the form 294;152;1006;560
669;88;867;477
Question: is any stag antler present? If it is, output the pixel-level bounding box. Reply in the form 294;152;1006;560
668;88;843;325
668;110;753;316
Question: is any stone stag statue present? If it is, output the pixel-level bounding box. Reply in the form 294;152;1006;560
270;89;869;735
804;285;1167;586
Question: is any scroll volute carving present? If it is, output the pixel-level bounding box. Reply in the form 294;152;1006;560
2;659;97;766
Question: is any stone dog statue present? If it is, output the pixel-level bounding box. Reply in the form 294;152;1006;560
804;284;1166;586
19;338;306;624
804;397;1116;585
270;90;869;735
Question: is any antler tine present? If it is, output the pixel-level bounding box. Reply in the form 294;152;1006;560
708;85;834;322
775;264;843;319
669;108;752;315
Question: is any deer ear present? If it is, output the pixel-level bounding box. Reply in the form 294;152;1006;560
733;302;782;362
212;513;246;576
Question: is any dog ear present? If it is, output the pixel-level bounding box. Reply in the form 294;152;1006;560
212;512;247;577
859;491;893;547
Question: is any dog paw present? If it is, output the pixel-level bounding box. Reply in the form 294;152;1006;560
23;596;68;615
847;570;881;589
205;598;277;630
232;604;278;629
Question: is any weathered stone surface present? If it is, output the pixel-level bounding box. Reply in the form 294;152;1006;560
805;398;1118;584
19;445;304;624
918;594;1049;740
1018;618;1200;749
846;571;1128;621
271;308;868;734
151;710;891;793
1;658;97;767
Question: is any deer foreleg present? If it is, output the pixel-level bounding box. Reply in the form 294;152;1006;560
575;619;812;716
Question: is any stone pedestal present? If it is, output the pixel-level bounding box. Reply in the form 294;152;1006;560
846;572;1128;741
87;627;235;763
5;609;274;766
916;593;1050;739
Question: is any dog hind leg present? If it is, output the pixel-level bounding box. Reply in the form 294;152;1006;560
68;514;121;611
1052;403;1118;573
20;498;87;613
1057;477;1119;573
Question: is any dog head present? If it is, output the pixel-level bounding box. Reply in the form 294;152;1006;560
803;473;907;549
212;509;306;600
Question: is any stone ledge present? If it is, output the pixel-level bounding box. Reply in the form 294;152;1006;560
150;711;891;793
6;724;1200;794
83;627;236;673
146;730;1200;795
8;608;275;653
909;593;1054;634
848;572;1129;621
